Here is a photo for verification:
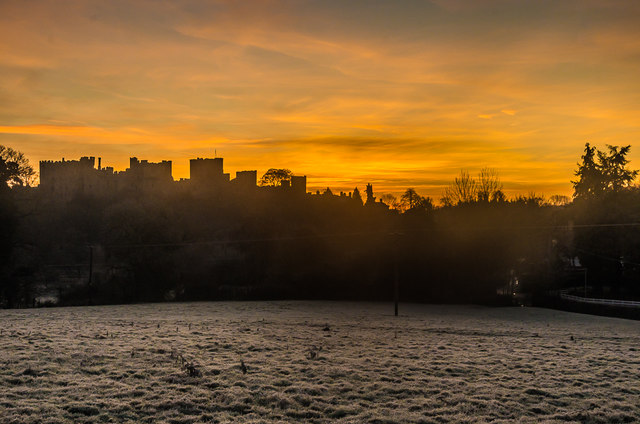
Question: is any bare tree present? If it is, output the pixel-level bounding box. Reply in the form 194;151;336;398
441;170;477;206
441;168;504;206
477;168;503;202
380;193;399;210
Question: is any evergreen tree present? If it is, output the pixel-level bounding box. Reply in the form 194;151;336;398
352;187;363;205
598;145;638;192
573;143;637;199
572;143;603;199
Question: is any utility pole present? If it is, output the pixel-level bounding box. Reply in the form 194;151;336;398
584;268;588;298
394;256;399;316
392;232;401;316
88;245;93;305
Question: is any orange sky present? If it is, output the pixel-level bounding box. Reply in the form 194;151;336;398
2;0;640;199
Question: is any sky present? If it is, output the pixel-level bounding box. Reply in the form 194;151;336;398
2;0;640;199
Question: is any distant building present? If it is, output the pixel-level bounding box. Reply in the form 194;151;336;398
38;153;308;200
190;157;229;188
39;156;113;199
233;170;257;189
39;156;174;198
126;157;173;191
291;175;307;194
365;183;376;206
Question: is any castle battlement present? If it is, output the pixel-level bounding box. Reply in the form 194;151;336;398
38;154;306;199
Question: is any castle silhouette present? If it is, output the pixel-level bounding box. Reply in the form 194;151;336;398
39;155;307;199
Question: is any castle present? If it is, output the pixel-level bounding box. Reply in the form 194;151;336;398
39;155;306;199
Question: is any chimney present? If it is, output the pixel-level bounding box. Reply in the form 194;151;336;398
98;157;101;170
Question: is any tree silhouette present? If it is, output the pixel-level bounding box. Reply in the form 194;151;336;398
0;145;34;307
380;193;399;210
352;187;363;205
0;145;36;187
573;143;638;199
401;188;418;209
441;170;477;206
598;145;638;192
441;168;505;206
259;168;292;187
477;168;504;203
400;189;433;212
571;143;640;295
572;143;602;199
399;189;420;209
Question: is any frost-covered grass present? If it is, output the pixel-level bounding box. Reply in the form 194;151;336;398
1;302;639;423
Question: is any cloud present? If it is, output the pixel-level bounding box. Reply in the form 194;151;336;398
2;0;640;198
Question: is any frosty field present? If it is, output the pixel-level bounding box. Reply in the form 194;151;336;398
1;302;639;424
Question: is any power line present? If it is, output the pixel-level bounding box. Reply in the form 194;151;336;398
73;221;640;249
570;222;640;229
97;229;392;248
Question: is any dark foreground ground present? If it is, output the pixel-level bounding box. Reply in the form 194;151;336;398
1;302;639;423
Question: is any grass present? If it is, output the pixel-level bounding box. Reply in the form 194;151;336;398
0;301;639;423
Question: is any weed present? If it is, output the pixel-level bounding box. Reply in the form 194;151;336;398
307;345;323;360
184;362;201;377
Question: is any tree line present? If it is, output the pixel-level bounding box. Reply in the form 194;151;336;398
1;143;639;308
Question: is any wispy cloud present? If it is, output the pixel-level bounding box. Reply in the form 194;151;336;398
2;0;640;197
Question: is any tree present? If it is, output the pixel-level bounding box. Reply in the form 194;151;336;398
513;192;545;207
571;144;640;295
0;145;36;187
572;143;602;199
352;187;363;205
420;196;434;211
401;188;419;209
380;193;399;210
441;168;505;206
441;170;477;206
572;143;637;199
0;145;34;307
598;145;638;192
477;168;504;203
259;168;292;187
400;188;433;212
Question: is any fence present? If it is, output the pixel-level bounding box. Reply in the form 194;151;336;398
559;290;640;308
